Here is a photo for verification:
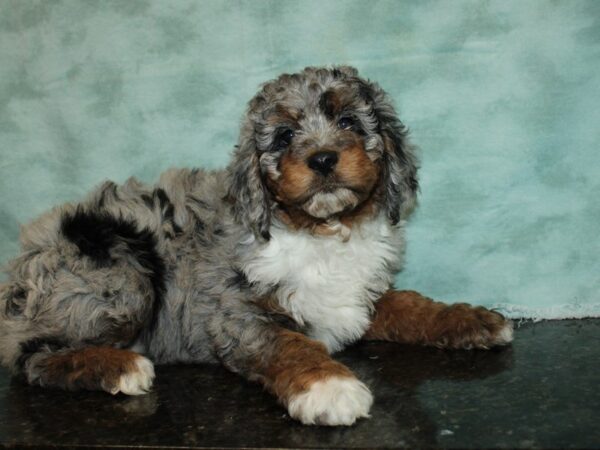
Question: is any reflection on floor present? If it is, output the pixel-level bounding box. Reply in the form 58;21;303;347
0;319;598;449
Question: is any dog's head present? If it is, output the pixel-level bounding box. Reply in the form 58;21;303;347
227;66;418;240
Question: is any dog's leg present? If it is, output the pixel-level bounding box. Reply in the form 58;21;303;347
364;290;513;349
259;329;373;426
213;319;372;426
0;198;164;393
0;256;158;394
17;343;154;395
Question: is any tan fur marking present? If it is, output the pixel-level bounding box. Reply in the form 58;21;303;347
255;295;293;317
38;347;140;392
259;330;355;405
336;145;379;191
365;290;511;349
273;152;315;203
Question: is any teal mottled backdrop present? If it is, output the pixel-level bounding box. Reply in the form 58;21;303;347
1;0;599;318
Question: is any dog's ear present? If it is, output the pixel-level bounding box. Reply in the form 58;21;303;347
226;122;272;241
359;79;419;224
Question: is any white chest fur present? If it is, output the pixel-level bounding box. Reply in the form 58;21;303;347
241;217;405;352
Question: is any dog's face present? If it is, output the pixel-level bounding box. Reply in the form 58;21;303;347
228;66;418;239
256;78;381;221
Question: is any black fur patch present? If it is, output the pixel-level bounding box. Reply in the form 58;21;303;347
226;268;251;290
357;81;375;106
61;208;166;333
5;286;26;317
141;188;183;237
141;193;154;208
318;90;339;120
163;202;182;236
16;337;67;370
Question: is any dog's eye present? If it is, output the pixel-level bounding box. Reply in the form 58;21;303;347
275;129;294;150
337;116;354;130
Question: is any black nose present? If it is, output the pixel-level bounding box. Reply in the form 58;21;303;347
307;151;338;176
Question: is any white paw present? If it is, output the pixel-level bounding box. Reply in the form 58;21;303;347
494;321;514;345
111;355;155;396
287;376;373;426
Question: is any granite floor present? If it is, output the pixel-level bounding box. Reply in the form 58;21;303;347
0;319;598;449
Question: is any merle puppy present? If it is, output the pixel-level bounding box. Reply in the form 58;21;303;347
0;66;512;426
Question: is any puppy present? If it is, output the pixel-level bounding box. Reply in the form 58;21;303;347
0;66;512;426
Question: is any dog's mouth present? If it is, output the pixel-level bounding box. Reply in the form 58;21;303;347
300;186;362;219
298;177;368;200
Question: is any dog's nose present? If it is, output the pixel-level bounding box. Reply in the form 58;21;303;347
307;151;338;176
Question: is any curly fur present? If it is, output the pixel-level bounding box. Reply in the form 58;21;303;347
0;66;512;426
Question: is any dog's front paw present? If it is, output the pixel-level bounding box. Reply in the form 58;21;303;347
432;304;514;350
287;376;373;426
108;355;155;396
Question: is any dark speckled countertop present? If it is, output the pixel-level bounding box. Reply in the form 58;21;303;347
0;319;599;449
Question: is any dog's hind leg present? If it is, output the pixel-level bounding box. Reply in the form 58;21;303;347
363;290;513;349
0;204;163;394
17;341;154;395
1;274;157;395
1;269;157;395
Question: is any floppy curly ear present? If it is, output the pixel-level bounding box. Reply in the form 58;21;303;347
226;123;271;241
360;80;419;224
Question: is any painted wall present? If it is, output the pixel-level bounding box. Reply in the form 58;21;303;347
1;0;598;318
